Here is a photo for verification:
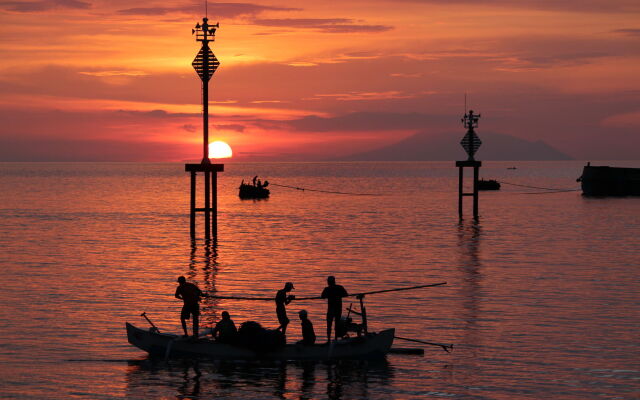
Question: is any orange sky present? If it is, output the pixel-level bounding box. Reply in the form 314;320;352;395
0;0;639;161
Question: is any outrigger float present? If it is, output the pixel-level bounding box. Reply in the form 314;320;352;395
126;283;452;360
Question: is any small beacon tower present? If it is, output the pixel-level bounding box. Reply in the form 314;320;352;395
185;18;224;238
456;110;482;219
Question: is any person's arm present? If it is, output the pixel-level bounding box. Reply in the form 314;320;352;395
321;288;328;299
341;287;348;297
175;287;182;300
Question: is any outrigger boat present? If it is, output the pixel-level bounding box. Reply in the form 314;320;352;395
126;282;449;360
126;323;394;360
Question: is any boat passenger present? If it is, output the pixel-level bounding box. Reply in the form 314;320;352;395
275;282;295;334
212;311;238;343
297;309;316;346
321;276;348;342
175;276;203;338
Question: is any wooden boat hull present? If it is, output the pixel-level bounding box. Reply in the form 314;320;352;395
126;323;394;360
579;165;640;196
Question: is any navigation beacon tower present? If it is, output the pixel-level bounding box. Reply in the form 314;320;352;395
456;110;482;219
185;18;224;238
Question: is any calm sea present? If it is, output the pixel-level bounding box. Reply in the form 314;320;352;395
0;161;638;399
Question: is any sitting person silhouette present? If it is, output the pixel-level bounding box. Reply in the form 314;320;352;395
297;310;316;346
212;311;237;343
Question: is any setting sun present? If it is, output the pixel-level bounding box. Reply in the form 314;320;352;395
209;141;233;159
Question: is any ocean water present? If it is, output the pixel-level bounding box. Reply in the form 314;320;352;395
0;161;638;399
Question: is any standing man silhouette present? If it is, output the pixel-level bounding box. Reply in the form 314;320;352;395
321;276;348;342
175;276;203;338
275;282;295;334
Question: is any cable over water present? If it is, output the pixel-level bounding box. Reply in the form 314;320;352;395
497;180;581;194
514;189;582;195
498;181;581;192
270;182;380;196
203;282;447;301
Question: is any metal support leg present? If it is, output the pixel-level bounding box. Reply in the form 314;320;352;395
458;167;463;218
204;171;210;239
473;166;479;219
190;171;196;237
211;172;217;237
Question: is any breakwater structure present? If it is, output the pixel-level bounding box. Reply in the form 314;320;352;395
456;110;482;219
186;18;223;238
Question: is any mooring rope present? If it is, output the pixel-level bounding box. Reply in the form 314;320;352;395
512;188;582;195
497;180;579;191
492;180;582;195
270;182;379;196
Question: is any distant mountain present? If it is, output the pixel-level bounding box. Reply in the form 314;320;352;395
335;130;572;161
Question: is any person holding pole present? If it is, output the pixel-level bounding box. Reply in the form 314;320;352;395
321;276;348;342
275;282;295;334
175;276;203;338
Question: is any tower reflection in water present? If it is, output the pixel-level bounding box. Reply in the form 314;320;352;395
456;219;483;362
188;237;219;328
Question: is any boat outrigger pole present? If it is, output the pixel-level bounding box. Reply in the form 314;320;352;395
394;336;454;353
202;282;447;301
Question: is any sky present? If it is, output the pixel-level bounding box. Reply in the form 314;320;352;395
0;0;639;161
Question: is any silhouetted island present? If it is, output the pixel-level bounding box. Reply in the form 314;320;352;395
333;130;571;161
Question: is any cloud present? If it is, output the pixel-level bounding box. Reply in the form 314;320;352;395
601;110;640;127
612;28;640;37
276;112;452;132
251;18;393;33
117;2;296;17
181;124;198;132
79;70;149;77
314;91;416;101
215;124;245;132
0;0;90;12
0;136;192;161
114;109;194;118
394;0;640;12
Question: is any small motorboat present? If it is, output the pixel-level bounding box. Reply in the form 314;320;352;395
239;176;270;199
477;179;501;190
126;323;394;360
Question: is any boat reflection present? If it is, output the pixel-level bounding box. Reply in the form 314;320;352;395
124;358;393;399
